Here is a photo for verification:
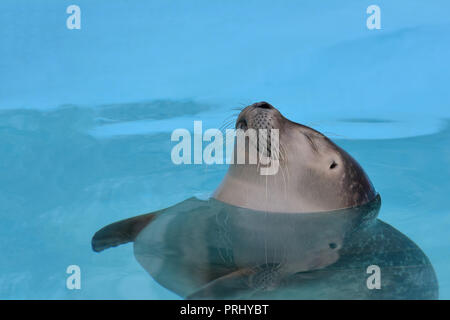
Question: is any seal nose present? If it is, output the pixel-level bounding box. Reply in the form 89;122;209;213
252;101;274;109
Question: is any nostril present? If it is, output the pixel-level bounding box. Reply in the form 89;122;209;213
253;101;273;109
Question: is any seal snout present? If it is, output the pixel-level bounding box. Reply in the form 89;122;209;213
236;101;280;131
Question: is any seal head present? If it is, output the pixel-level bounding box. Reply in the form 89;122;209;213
213;102;377;213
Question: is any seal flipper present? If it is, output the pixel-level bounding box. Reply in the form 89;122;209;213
92;212;158;252
187;265;282;300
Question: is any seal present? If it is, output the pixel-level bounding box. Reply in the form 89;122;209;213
91;102;438;299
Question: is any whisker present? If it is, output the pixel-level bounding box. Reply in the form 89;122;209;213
321;131;349;139
219;118;237;132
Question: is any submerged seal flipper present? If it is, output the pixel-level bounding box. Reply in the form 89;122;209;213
186;265;286;300
92;211;159;252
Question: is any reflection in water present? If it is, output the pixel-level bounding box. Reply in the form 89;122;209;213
94;194;438;299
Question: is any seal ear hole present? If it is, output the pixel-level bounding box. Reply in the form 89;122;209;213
329;161;338;169
329;242;338;249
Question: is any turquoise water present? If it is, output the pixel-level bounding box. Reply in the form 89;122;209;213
0;0;449;299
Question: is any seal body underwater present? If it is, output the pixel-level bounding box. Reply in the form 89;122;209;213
92;102;438;299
